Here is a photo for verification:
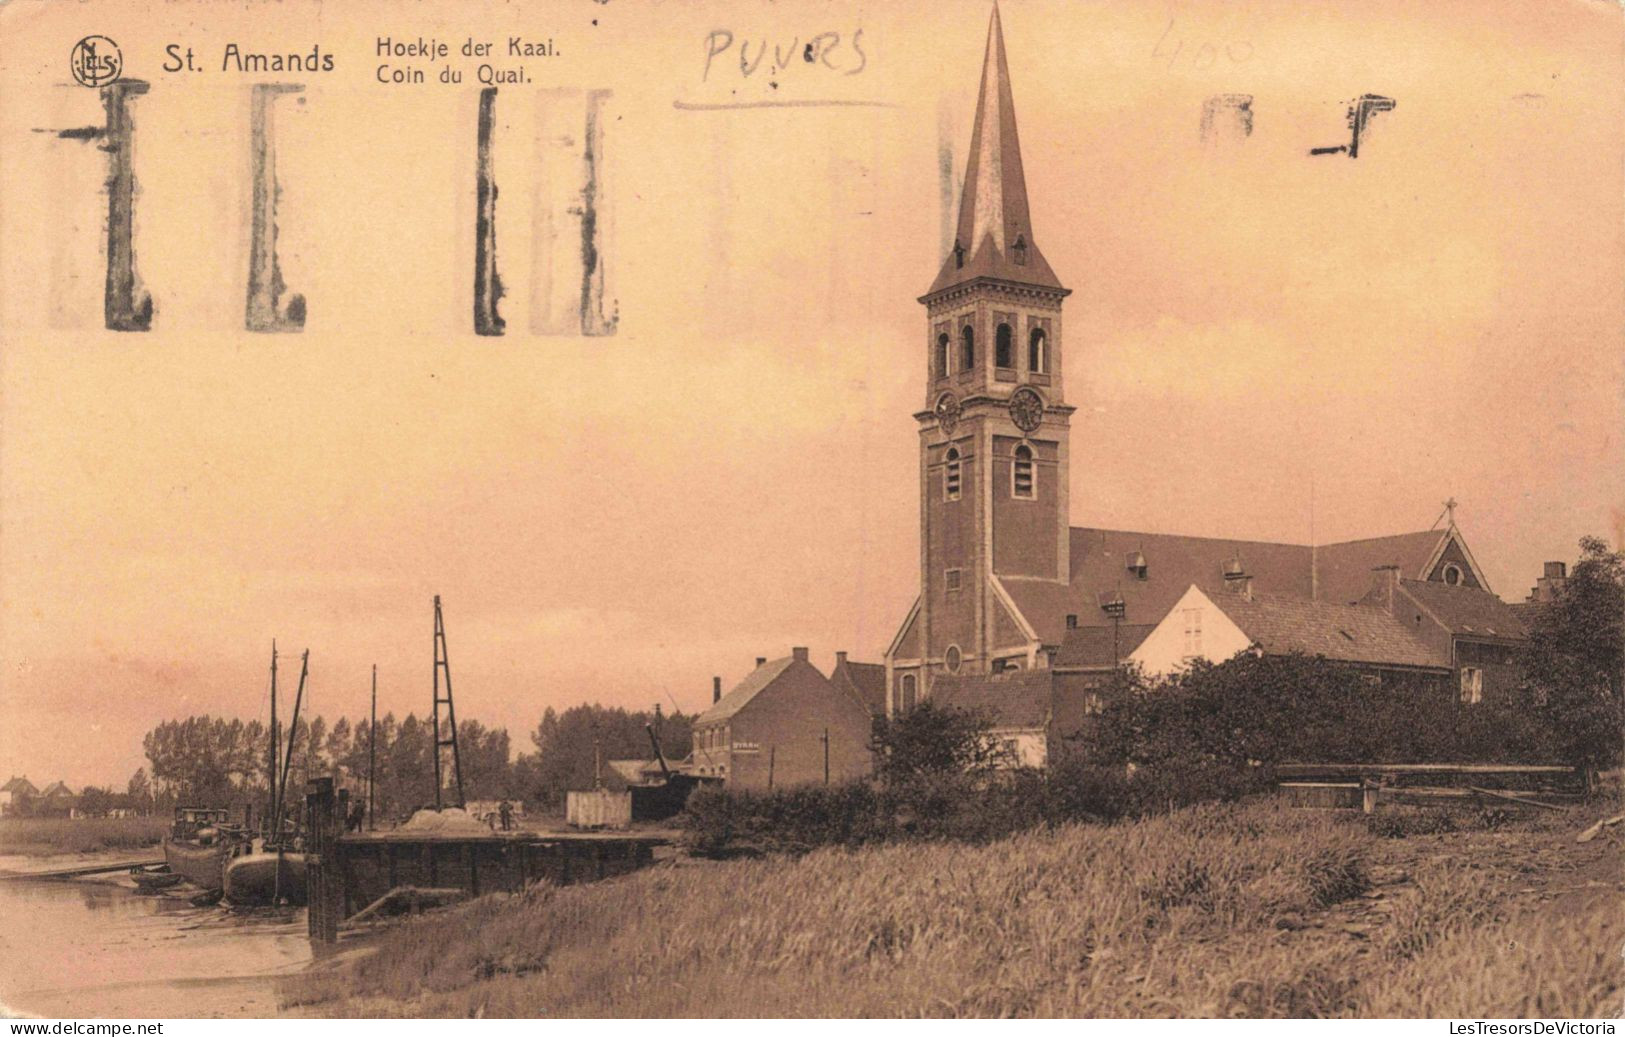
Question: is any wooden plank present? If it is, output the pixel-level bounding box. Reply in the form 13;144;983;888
0;858;165;881
1278;763;1576;778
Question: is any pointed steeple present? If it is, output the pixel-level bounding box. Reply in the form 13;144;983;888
927;4;1064;298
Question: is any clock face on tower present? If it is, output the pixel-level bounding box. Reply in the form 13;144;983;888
934;392;961;435
1009;387;1044;433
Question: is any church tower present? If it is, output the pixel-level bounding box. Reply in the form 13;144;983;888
909;5;1072;689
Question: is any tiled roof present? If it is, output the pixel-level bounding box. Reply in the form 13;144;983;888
605;759;649;784
1212;592;1446;669
1053;623;1156;669
1398;579;1528;640
696;656;797;725
929;668;1053;730
1315;531;1446;604
831;657;887;717
996;526;1454;646
39;780;74;798
1;776;35;794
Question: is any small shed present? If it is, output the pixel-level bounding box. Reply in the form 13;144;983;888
566;789;632;830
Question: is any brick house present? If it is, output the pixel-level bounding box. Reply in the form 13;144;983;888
690;648;873;789
829;651;887;719
1359;566;1529;705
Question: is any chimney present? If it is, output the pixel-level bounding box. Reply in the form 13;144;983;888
712;676;722;704
792;646;809;664
755;656;766;668
835;651;848;667
1367;565;1401;613
1529;561;1570;603
1065;614;1078;630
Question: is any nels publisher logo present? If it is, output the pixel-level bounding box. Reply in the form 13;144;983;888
70;35;122;87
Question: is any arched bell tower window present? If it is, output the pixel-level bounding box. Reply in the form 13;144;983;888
1012;444;1035;499
995;323;1014;369
1029;327;1048;374
934;333;950;380
944;447;962;501
960;325;975;371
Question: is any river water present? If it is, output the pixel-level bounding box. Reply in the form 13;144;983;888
0;875;311;1018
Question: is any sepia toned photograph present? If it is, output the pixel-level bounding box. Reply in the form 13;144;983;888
0;0;1620;1022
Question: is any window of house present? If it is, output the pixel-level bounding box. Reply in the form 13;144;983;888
1460;666;1483;705
960;325;976;371
944;447;962;501
898;673;917;713
945;568;962;592
944;644;962;673
1029;327;1047;373
1182;608;1203;658
1012;444;1035;499
995;323;1014;368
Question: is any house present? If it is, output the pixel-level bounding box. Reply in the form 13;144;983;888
35;780;78;818
1129;579;1450;685
881;6;1514;727
605;758;668;786
690;648;873;789
0;776;37;816
928;669;1056;767
829;651;887;719
1359;566;1529;705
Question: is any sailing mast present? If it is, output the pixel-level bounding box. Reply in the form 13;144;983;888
275;650;309;840
368;664;377;831
267;641;278;839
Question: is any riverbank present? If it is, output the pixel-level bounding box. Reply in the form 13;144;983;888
280;795;1622;1017
0;817;167;858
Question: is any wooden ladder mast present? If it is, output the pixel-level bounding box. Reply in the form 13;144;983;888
431;595;466;810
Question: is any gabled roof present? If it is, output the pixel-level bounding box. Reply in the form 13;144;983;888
605;759;651;785
1053;623;1156;670
1;776;36;794
830;655;887;717
1398;579;1528;641
925;5;1064;298
997;526;1462;645
1211;591;1447;670
929;668;1053;730
1314;530;1448;604
696;656;797;725
39;780;75;798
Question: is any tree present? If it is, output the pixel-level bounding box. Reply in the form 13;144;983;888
869;701;1012;784
126;768;152;814
1521;536;1625;770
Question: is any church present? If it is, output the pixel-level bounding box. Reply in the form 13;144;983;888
880;6;1527;759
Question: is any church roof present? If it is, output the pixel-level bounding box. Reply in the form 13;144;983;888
1210;591;1447;670
925;4;1064;299
929;668;1053;730
1398;578;1528;641
1314;530;1447;603
993;525;1466;646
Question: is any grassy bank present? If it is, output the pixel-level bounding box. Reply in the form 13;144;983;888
283;797;1621;1018
0;816;168;857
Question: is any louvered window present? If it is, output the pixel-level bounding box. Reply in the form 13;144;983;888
1013;444;1035;499
944;448;962;501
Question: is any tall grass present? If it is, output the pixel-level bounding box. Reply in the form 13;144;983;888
0;816;168;856
287;794;1622;1018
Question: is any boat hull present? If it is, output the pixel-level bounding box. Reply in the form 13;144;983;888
163;839;229;892
223;851;308;906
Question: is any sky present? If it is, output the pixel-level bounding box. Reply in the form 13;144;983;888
0;0;1620;787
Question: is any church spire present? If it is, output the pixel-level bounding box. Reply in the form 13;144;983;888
927;3;1064;298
